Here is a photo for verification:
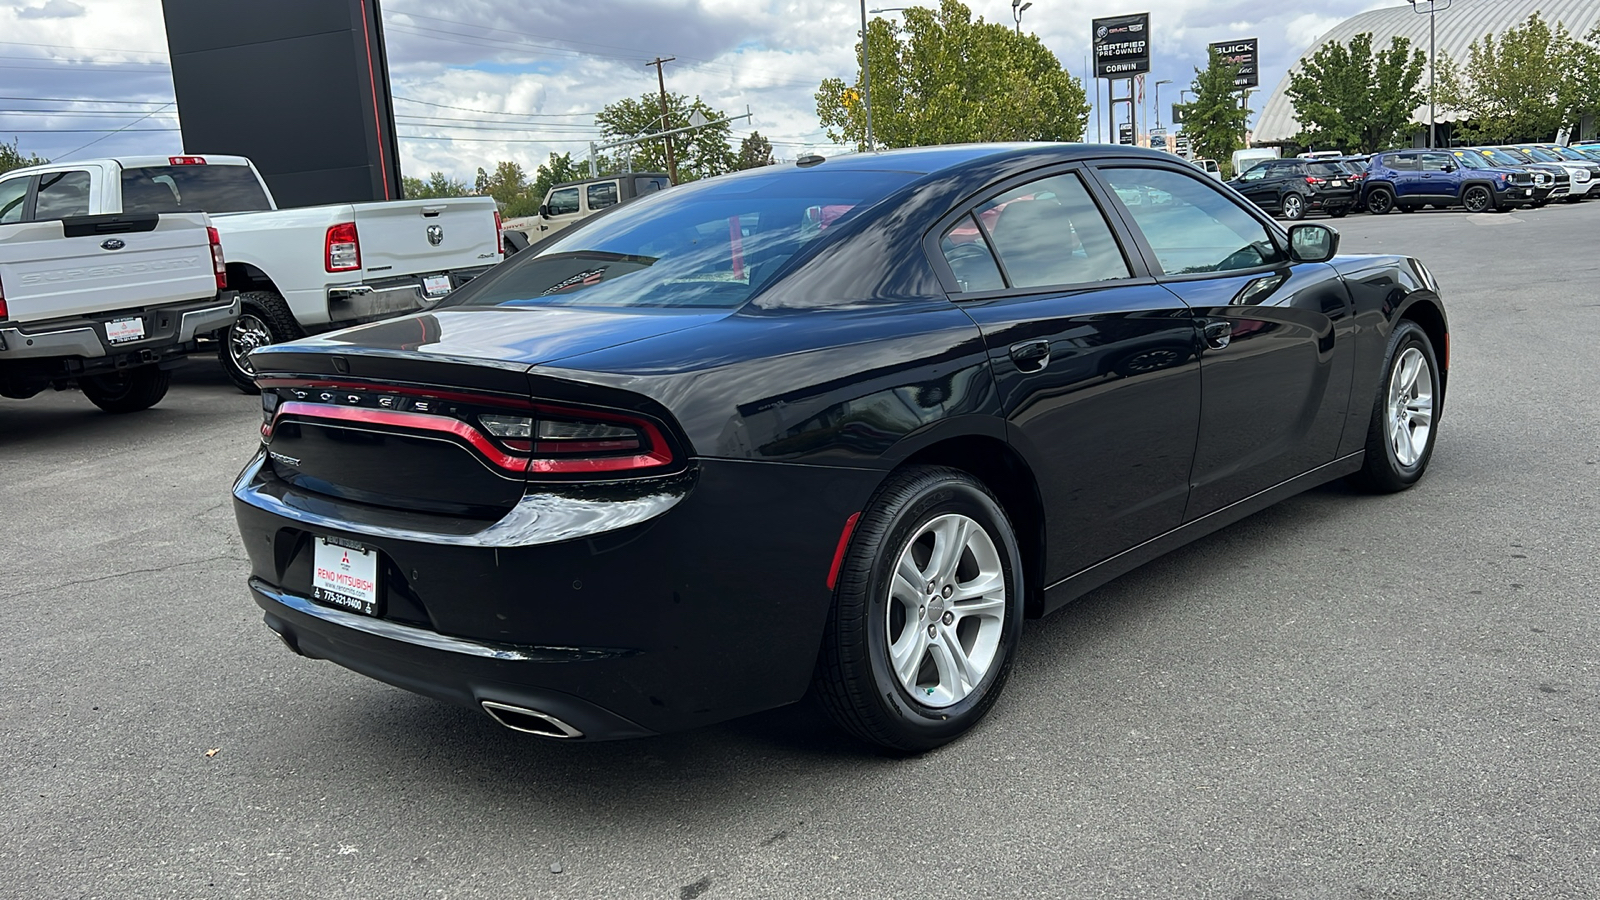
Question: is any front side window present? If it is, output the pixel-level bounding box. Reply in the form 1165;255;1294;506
1102;166;1283;276
1421;153;1452;173
547;187;580;216
587;182;619;210
1237;166;1267;182
0;176;27;225
971;172;1130;289
33;170;91;220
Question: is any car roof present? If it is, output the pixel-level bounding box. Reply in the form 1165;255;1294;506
772;142;1181;177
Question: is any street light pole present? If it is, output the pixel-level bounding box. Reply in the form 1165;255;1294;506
1407;0;1451;149
1154;78;1172;130
1011;0;1032;35
859;0;875;152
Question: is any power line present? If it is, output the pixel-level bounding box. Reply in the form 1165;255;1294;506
392;96;596;118
0;39;167;56
0;96;173;105
397;134;597;144
55;101;176;160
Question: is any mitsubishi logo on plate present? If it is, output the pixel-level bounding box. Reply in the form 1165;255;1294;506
427;224;444;246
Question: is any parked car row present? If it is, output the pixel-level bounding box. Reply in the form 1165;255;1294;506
1224;143;1600;220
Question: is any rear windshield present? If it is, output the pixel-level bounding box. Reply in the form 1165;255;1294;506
443;170;918;310
1306;162;1346;177
119;165;271;214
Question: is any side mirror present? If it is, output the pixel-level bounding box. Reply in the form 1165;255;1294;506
538;204;549;218
1442;163;1456;173
1288;223;1339;263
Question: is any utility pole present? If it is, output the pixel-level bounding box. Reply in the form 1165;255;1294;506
1406;0;1450;148
647;56;680;184
859;0;875;151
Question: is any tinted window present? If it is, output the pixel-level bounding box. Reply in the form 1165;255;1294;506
0;176;27;225
587;181;619;210
119;165;271;213
33;170;91;220
634;176;668;195
975;173;1129;288
1103;166;1283;275
939;214;1004;293
1386;155;1420;171
445;170;917;310
1420;154;1452;172
547;187;580;216
1306;162;1345;177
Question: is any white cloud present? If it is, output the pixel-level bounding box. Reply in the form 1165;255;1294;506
17;0;85;19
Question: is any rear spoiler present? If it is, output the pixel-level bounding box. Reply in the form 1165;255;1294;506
60;213;161;238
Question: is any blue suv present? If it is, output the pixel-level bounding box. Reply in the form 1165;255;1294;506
1362;150;1537;214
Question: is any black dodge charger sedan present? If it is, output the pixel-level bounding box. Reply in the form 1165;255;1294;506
233;144;1447;752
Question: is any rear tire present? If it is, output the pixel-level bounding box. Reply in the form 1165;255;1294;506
1329;208;1349;219
1348;320;1440;493
1281;192;1306;220
814;466;1024;753
1366;187;1394;215
220;290;301;394
80;365;170;414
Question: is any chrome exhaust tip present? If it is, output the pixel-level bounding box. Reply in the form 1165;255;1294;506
481;700;584;739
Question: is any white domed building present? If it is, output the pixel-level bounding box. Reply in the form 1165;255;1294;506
1254;0;1600;147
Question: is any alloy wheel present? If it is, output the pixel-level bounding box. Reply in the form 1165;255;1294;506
228;313;274;376
1386;347;1434;468
1463;186;1492;213
1283;194;1304;220
885;513;1008;708
1368;190;1393;214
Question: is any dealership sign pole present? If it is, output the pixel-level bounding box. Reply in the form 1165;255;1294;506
1093;13;1151;146
1208;38;1259;145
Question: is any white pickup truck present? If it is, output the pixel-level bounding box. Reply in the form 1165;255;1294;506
0;178;237;412
0;156;502;392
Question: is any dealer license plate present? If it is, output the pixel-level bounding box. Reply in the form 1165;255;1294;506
105;317;145;344
422;275;452;297
312;537;381;616
1330;180;1345;187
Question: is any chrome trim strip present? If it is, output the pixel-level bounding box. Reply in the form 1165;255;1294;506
251;577;633;663
176;295;240;341
0;324;105;358
481;701;585;738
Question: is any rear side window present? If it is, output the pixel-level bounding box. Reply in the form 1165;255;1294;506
547;187;579;216
634;176;668;195
0;176;27;225
1102;166;1283;275
974;172;1130;288
33;170;91;220
938;214;1004;293
587;182;619;210
1386;155;1420;172
119;165;271;213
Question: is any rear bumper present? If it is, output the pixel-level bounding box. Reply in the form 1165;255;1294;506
0;294;240;365
232;452;881;738
325;266;494;325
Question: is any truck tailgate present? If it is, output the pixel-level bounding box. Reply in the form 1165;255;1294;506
0;213;217;324
351;197;500;279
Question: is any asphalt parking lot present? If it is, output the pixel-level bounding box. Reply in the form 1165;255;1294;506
3;200;1599;899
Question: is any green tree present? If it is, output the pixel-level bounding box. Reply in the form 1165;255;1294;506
479;160;528;206
401;171;471;199
1438;12;1576;143
1560;25;1600;138
596;93;734;183
815;0;1088;150
1287;32;1426;153
525;152;588;215
737;131;775;169
0;138;47;175
1179;49;1252;177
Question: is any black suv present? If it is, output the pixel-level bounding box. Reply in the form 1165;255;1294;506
1228;159;1357;219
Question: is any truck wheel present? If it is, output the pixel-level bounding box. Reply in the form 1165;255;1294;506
80;365;170;414
221;291;301;394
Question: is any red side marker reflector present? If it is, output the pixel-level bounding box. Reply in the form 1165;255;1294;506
826;512;862;591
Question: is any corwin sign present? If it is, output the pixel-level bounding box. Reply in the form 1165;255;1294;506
1093;13;1151;78
1208;38;1259;89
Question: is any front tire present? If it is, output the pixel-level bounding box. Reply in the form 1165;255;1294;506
80;365;170;414
1348;320;1440;493
1462;185;1493;213
1366;187;1394;215
1281;192;1306;220
220;290;301;394
814;466;1024;753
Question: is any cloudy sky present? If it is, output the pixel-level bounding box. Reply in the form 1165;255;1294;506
1;0;1390;181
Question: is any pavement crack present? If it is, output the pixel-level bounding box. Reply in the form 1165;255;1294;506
0;553;240;602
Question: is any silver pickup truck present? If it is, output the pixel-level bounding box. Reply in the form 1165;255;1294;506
0;190;238;413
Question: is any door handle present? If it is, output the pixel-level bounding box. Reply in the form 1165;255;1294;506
1009;339;1051;372
1203;320;1233;350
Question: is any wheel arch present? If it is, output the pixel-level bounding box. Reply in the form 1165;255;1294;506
226;262;279;295
1398;296;1449;405
897;434;1048;618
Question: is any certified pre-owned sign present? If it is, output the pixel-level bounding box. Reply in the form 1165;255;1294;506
1208;38;1260;89
1093;13;1151;78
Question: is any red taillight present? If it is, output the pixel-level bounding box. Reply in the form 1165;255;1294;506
524;405;676;474
325;222;360;272
494;210;503;257
207;225;227;289
0;276;8;320
169;155;207;165
1305;176;1324;185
